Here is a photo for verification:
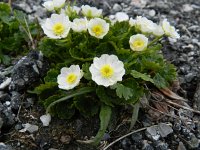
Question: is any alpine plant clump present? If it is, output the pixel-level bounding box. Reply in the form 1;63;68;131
37;1;179;146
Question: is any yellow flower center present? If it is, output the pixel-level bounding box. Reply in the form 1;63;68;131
66;73;77;84
52;23;65;35
92;25;103;36
100;65;114;78
133;39;144;48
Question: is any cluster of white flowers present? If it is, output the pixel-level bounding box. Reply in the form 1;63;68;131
128;15;179;38
43;0;66;11
57;54;125;89
41;4;109;39
41;3;180;90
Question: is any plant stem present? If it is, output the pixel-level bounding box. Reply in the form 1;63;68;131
24;17;35;49
148;36;162;47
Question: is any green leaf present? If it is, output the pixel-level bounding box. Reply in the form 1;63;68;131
55;101;75;119
147;44;162;52
13;10;27;27
95;42;116;56
43;92;75;119
0;2;11;24
111;21;130;37
77;104;112;146
153;73;168;88
39;38;70;63
69;48;93;61
93;104;111;145
0;2;10;14
130;70;154;83
31;82;58;100
96;86;114;107
82;63;91;80
111;83;134;100
44;69;59;82
46;87;95;113
74;94;99;117
1;54;11;65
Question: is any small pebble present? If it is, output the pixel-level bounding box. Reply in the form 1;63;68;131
60;135;71;144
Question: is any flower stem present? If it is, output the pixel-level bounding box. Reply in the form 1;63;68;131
148;36;163;47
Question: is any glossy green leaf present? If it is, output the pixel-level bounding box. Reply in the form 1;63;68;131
131;70;154;83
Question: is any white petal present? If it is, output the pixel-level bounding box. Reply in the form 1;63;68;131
115;12;129;22
40;114;51;126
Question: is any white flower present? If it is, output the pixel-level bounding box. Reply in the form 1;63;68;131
152;24;164;36
81;5;102;18
109;15;116;25
129;34;148;51
53;0;65;9
71;18;88;32
162;19;180;39
129;17;136;26
42;0;65;10
42;1;54;11
135;16;156;33
89;54;125;87
40;114;51;126
115;12;129;22
61;6;81;16
41;14;71;39
57;65;83;90
88;18;109;39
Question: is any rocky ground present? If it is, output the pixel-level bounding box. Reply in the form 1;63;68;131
0;0;200;150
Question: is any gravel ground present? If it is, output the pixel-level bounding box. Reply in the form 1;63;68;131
0;0;200;150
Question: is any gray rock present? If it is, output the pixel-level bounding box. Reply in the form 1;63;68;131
186;133;199;149
113;3;122;12
0;92;11;103
142;140;154;150
131;132;143;143
60;135;71;144
194;82;200;111
178;142;187;150
156;142;168;150
9;51;49;91
10;91;21;110
145;126;160;141
0;75;4;85
185;72;196;82
24;97;34;108
149;10;156;17
1;103;15;126
121;138;132;149
15;123;23;130
158;123;173;138
182;4;194;12
0;117;3;130
102;133;110;141
0;143;13;150
19;123;39;133
0;78;11;90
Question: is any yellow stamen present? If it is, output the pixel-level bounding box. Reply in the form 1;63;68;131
100;65;114;78
53;23;65;35
92;25;103;36
66;73;77;84
132;39;144;48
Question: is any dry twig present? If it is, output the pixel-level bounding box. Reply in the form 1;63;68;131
103;123;172;150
